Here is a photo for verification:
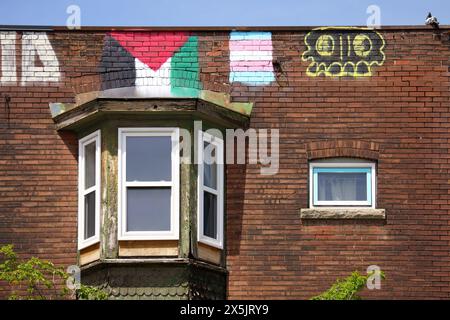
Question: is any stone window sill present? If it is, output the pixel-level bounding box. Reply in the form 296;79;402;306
300;208;385;220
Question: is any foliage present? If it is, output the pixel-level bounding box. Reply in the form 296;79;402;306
311;270;385;300
76;283;109;300
0;244;108;300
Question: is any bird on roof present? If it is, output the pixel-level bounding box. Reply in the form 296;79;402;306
425;12;439;29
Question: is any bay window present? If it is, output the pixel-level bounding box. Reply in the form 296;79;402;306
54;95;251;298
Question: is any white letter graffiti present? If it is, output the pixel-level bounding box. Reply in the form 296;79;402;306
21;32;61;85
0;32;17;84
0;32;61;86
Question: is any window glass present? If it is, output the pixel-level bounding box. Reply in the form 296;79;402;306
126;188;171;232
203;141;217;190
126;136;172;182
84;191;96;239
317;172;367;201
84;142;96;189
203;191;217;239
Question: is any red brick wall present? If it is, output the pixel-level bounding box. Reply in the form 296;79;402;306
1;28;450;299
0;32;103;297
227;30;450;299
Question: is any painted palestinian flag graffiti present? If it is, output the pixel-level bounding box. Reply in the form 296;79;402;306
100;32;201;97
229;32;275;85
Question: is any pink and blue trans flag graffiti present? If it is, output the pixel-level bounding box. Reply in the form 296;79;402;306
229;32;275;85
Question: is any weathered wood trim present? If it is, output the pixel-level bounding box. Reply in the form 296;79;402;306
197;242;222;265
100;122;119;259
52;98;250;131
118;240;179;257
98;99;197;112
196;100;249;128
179;159;194;258
80;243;100;266
80;258;227;274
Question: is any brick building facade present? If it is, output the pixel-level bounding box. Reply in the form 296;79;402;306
0;26;449;299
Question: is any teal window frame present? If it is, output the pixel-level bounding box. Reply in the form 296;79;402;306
310;161;376;208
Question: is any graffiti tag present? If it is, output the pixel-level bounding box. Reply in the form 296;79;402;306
302;27;385;77
0;32;60;86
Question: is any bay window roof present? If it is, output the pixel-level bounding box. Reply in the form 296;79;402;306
49;89;251;131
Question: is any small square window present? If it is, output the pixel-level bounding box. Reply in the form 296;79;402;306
310;159;375;208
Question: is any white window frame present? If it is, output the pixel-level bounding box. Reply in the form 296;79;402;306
197;131;224;249
78;130;101;250
309;159;376;208
118;127;180;240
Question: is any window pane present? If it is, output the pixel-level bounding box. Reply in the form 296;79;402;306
84;142;96;189
126;188;171;232
203;191;217;239
203;141;217;190
317;172;367;201
84;191;96;239
126;136;172;182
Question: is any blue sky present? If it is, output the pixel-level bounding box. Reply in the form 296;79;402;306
0;0;448;26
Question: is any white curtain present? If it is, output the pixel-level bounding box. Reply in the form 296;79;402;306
318;173;365;201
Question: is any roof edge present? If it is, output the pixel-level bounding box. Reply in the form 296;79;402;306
49;88;253;119
1;25;450;32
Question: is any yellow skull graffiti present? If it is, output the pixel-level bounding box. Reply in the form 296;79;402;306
302;27;386;77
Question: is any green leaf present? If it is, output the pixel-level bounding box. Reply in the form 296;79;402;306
310;270;385;300
0;244;108;300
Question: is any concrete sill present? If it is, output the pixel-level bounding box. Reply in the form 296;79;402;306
300;208;386;220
